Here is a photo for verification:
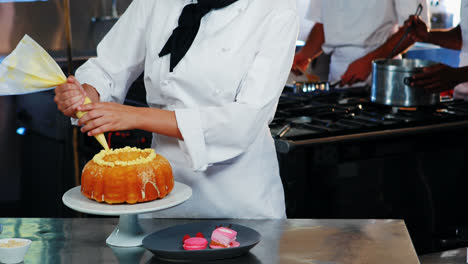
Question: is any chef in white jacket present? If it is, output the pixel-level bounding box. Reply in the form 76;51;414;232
292;0;430;86
54;0;299;219
408;0;468;99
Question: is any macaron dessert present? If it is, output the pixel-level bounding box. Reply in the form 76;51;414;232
183;237;208;251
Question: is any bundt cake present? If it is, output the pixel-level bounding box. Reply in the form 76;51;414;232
81;147;174;204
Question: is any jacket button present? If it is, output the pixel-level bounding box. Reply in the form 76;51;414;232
161;80;169;86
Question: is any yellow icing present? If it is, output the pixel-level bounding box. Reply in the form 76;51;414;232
92;146;156;167
140;168;160;199
76;97;109;150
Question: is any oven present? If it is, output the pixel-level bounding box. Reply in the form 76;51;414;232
272;86;468;254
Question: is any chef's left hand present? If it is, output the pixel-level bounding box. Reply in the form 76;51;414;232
341;56;372;86
410;63;461;93
77;102;139;136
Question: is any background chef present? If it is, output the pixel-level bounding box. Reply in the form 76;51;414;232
408;0;468;100
292;0;430;87
54;0;299;219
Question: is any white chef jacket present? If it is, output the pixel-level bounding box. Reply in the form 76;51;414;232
454;0;468;100
75;0;299;219
306;0;430;83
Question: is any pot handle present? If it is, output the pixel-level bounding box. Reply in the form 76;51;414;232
404;77;412;86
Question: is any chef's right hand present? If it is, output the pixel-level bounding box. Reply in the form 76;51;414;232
409;63;460;93
54;76;86;118
405;15;430;43
291;52;311;76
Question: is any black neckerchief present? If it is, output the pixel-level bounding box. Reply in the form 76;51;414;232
159;0;239;72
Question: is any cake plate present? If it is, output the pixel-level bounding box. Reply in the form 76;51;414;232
62;181;192;247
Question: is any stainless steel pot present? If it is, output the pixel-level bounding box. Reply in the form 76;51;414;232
371;59;440;107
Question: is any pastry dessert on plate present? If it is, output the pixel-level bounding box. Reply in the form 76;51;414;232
81;146;174;204
209;226;240;249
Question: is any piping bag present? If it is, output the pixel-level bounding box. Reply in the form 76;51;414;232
0;35;109;150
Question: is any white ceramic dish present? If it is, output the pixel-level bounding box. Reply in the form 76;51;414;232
62;181;192;216
62;182;192;247
0;238;32;264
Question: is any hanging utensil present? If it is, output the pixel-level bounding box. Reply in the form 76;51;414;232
63;0;73;75
387;3;423;60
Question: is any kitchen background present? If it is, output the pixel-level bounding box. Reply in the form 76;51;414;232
1;0;467;256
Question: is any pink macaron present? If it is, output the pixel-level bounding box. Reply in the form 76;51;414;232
183;237;208;250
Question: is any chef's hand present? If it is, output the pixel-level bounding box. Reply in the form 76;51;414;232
406;15;430;43
341;56;372;86
291;51;311;76
410;63;461;93
76;102;139;136
54;76;86;118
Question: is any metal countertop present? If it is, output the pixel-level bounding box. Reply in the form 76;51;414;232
0;218;419;264
274;119;468;153
419;247;468;264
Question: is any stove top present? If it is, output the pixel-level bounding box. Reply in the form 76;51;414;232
271;87;468;142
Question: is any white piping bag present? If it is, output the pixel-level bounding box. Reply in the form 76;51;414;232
0;35;109;150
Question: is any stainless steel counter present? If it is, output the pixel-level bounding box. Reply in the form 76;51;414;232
419;247;467;264
0;218;419;263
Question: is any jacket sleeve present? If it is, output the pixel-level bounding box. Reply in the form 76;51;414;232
305;0;323;23
74;0;150;104
174;10;299;171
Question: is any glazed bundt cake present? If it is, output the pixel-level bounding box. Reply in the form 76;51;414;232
81;147;174;204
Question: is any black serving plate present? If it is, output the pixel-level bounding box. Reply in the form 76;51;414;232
142;222;261;261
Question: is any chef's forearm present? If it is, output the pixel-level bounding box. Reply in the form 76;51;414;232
427;25;462;50
82;84;100;103
364;27;414;62
300;23;325;60
135;107;184;140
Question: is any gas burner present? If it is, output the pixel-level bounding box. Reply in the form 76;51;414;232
288;116;312;124
392;107;417;113
272;90;468;140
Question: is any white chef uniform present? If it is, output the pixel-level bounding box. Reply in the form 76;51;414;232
306;0;430;84
454;0;468;100
75;0;299;219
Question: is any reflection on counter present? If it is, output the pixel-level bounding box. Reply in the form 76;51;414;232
0;218;419;264
278;220;418;263
110;246;145;264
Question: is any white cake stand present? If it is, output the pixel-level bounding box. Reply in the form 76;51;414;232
62;181;192;247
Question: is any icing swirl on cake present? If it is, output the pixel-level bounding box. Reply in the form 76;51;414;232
92;146;157;167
